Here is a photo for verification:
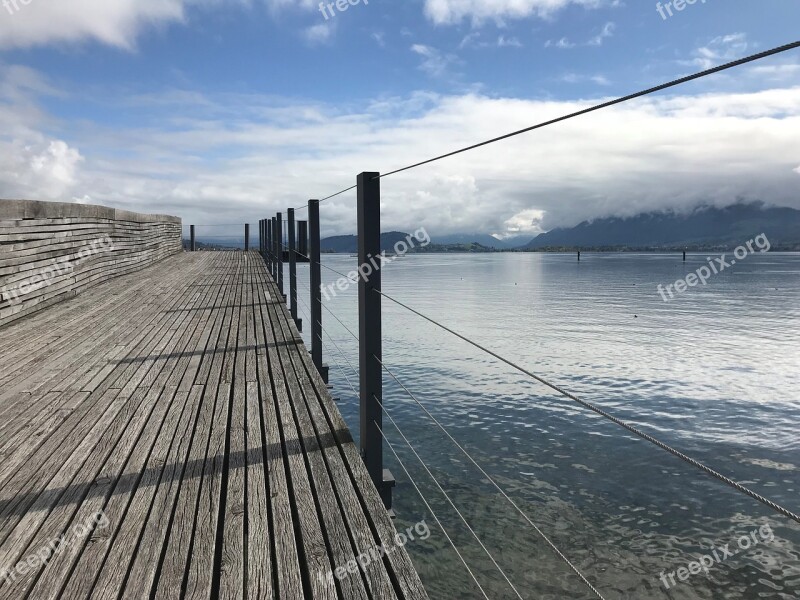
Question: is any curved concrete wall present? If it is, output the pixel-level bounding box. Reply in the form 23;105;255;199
0;199;182;327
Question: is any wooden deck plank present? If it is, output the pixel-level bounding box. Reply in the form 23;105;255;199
0;252;198;373
259;265;338;600
280;296;430;599
260;269;377;600
0;258;222;598
217;256;248;600
152;264;239;600
182;260;243;600
45;258;228;597
0;258;209;498
0;255;206;412
252;284;305;599
91;260;231;600
0;251;427;600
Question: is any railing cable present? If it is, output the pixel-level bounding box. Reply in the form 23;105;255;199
322;337;360;399
280;40;800;200
377;355;607;597
374;288;800;525
277;240;354;282
292;275;527;597
293;276;361;343
377;423;492;600
377;396;530;599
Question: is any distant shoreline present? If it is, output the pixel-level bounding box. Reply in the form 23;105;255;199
322;247;800;255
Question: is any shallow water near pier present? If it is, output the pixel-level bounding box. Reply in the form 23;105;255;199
293;252;800;599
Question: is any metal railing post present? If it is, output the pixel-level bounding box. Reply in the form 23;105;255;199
298;221;308;258
309;200;328;383
244;223;250;251
269;218;275;273
271;217;277;277
190;225;195;252
357;171;393;510
276;212;284;298
288;208;301;330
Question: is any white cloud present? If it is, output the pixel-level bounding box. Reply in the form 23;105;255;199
304;22;335;45
687;33;751;70
504;208;546;236
2;67;798;239
371;31;386;47
4;139;84;199
411;44;458;77
587;21;614;46
560;73;611;85
0;0;321;50
497;35;522;48
423;0;615;25
545;37;575;49
0;0;186;50
546;21;615;49
747;63;800;82
461;33;522;49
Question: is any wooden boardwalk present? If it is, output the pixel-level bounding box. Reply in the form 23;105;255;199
0;251;427;600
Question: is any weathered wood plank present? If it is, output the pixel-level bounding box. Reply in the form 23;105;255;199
0;251;428;600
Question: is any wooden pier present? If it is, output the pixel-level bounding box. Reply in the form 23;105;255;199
0;251;427;599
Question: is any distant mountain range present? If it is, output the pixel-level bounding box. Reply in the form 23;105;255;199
318;232;513;253
430;233;512;249
320;232;411;253
188;203;800;252
521;203;800;250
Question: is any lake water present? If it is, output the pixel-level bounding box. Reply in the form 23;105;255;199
289;252;800;600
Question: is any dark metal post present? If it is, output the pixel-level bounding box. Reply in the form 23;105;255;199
245;224;250;251
276;213;284;298
309;200;328;383
298;221;308;258
357;172;393;510
259;220;264;255
270;218;275;273
271;217;277;277
683;250;687;262
288;208;301;331
190;225;195;252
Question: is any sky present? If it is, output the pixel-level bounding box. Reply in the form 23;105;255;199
0;0;798;239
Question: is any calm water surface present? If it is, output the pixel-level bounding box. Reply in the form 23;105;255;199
291;252;800;600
